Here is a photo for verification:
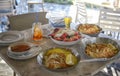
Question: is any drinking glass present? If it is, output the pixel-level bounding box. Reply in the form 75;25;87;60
32;22;43;41
21;29;32;42
64;16;72;29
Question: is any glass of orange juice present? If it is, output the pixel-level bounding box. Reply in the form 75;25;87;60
32;22;43;41
64;16;72;29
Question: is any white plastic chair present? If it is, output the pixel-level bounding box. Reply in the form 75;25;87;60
0;0;14;17
75;2;87;24
98;7;120;40
27;0;44;12
8;12;48;31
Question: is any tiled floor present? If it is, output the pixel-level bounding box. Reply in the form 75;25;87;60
0;57;13;76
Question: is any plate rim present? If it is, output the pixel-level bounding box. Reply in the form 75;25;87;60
7;46;41;60
50;37;81;46
0;31;23;44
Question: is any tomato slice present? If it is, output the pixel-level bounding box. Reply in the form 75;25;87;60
53;28;60;33
49;33;55;37
60;33;68;39
63;38;70;42
54;37;62;41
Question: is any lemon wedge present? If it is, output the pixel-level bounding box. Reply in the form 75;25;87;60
65;54;77;65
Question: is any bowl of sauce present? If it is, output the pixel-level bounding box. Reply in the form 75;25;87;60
8;42;31;55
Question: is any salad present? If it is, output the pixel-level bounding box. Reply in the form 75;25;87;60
49;28;82;42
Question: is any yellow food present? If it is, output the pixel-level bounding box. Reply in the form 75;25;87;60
85;43;119;58
43;48;78;69
78;24;101;34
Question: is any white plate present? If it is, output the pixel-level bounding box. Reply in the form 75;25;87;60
7;46;42;60
0;31;23;44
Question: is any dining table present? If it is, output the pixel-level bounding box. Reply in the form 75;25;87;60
0;24;120;76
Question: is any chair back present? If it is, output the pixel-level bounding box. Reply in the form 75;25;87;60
75;2;87;24
8;12;48;31
98;8;120;39
0;0;14;17
27;0;44;12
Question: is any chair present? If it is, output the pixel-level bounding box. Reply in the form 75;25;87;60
27;0;44;12
8;12;48;31
75;2;87;24
98;7;120;40
0;0;14;17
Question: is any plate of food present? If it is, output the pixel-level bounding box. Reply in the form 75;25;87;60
37;47;80;71
82;37;120;61
76;24;102;37
49;28;83;46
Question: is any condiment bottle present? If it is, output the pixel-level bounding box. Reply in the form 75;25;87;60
32;22;43;41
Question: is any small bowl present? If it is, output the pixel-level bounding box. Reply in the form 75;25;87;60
37;47;80;71
8;42;31;55
76;24;102;37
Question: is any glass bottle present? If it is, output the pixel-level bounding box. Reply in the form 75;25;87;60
32;22;43;41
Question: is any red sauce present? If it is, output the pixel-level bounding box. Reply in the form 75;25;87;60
11;44;30;52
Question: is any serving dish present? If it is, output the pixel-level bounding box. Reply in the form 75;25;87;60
49;28;83;46
37;47;80;71
76;24;102;37
85;43;118;58
8;42;32;55
81;37;120;61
